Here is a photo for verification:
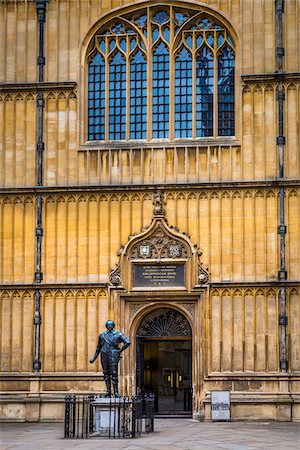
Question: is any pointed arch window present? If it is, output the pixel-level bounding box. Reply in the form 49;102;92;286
87;5;235;142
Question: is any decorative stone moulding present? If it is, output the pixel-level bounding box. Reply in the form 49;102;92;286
108;265;122;287
108;192;210;291
136;308;192;337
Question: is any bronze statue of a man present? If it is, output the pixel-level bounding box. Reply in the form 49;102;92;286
90;320;130;398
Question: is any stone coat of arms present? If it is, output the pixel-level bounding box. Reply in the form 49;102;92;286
168;244;181;258
139;243;151;258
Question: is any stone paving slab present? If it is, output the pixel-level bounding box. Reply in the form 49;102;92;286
0;420;299;450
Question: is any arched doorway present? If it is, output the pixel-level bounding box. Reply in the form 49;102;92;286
136;308;192;416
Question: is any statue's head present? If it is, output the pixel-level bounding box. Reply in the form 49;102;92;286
105;320;115;331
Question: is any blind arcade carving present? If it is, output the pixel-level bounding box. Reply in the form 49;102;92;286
109;192;209;291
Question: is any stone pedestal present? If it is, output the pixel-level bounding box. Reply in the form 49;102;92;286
91;397;129;436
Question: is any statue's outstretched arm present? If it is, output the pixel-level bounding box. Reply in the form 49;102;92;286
90;335;102;363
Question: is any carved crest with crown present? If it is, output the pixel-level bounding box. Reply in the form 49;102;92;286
109;192;209;291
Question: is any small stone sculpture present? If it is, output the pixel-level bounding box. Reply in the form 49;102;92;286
153;191;165;216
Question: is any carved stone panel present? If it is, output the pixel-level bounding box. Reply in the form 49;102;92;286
131;227;189;260
129;303;148;321
136;308;192;337
108;192;210;290
180;302;196;317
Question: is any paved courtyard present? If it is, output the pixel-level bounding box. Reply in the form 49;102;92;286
0;419;299;450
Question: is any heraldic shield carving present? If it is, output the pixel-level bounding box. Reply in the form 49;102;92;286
109;192;209;291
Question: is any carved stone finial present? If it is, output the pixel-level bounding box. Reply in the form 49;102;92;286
198;264;209;285
109;265;121;287
153;191;165;217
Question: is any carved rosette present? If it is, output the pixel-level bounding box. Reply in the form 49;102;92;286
109;265;122;287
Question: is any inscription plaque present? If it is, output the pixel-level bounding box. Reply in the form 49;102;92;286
133;263;185;288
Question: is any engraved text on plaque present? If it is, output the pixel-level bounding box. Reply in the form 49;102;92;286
133;263;185;288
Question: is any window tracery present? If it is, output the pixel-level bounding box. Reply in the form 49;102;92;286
87;4;235;142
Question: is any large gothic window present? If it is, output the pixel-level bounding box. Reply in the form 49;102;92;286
87;5;235;142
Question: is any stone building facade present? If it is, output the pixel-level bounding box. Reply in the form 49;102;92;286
0;0;299;422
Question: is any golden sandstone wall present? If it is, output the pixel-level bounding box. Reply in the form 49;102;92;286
1;190;300;285
0;0;299;82
0;0;299;422
0;1;300;188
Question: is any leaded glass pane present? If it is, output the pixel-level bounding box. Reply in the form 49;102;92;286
130;51;147;139
88;52;105;141
152;10;169;25
218;47;235;136
109;52;126;140
175;11;189;26
175;48;192;138
135;14;147;27
152;42;169;139
196;47;214;137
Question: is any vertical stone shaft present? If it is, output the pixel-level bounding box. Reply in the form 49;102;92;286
275;0;288;372
33;0;47;373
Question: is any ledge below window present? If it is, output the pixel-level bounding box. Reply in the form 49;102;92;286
79;137;240;151
77;140;242;185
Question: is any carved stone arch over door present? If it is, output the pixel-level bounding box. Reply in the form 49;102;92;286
136;307;192;337
109;192;210;292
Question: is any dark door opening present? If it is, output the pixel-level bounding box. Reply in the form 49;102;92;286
135;308;193;416
139;338;192;415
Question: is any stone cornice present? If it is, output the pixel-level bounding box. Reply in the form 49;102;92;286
0;283;107;290
0;179;299;195
241;72;300;83
0;281;299;290
0;81;77;93
210;281;300;288
0;1;36;4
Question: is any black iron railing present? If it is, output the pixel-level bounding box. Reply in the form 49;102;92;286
144;393;155;433
64;394;155;439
